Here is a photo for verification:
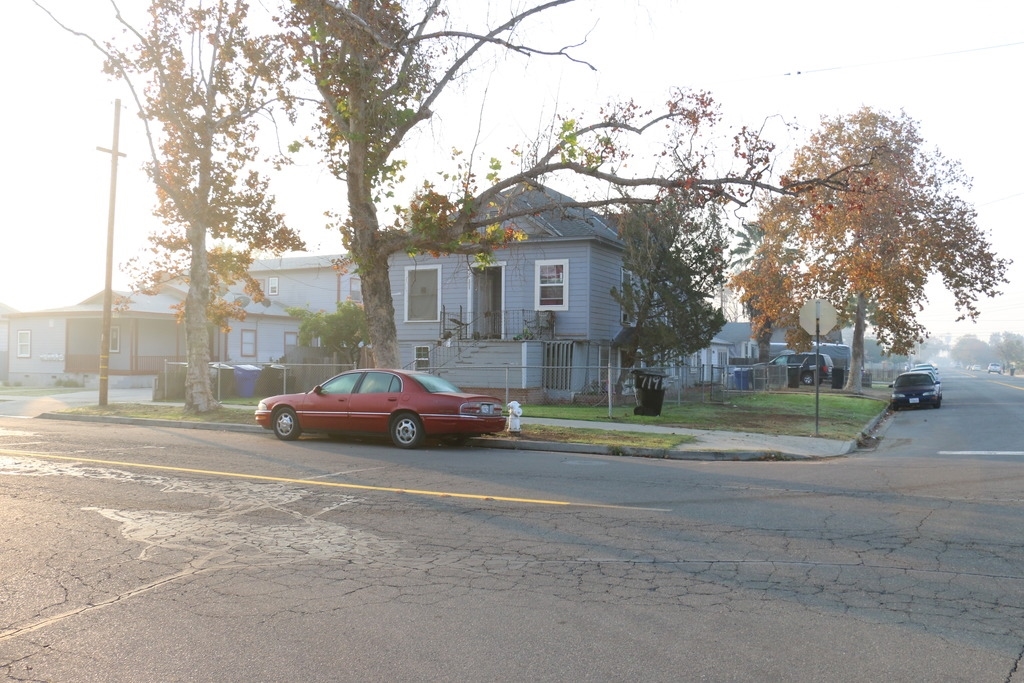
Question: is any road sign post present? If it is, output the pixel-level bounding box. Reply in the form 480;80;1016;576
799;299;838;436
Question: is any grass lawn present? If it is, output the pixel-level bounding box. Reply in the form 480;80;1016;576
56;389;886;445
527;390;887;441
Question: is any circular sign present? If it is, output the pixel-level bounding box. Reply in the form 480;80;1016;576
799;299;838;335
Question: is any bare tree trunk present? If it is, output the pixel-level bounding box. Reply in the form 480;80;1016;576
184;224;217;412
359;249;399;368
348;159;400;367
845;292;866;394
756;320;773;362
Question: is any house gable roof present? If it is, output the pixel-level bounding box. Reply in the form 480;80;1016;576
488;182;621;244
719;321;754;345
248;254;345;274
8;285;292;319
8;288;186;318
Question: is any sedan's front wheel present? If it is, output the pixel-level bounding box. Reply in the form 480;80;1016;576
390;412;425;449
272;407;301;441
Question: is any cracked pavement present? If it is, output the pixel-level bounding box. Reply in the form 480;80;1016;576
2;417;1024;682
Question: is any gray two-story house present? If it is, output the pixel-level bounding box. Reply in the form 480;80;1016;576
388;182;633;401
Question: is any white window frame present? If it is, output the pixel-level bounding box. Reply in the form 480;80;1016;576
241;329;257;357
17;330;30;358
414;345;431;371
535;259;569;311
405;265;441;322
109;325;121;353
267;276;279;296
284;331;298;350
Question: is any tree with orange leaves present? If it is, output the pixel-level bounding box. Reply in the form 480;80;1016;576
748;107;1009;390
37;0;307;412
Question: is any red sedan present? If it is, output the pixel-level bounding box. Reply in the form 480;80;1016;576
255;369;507;448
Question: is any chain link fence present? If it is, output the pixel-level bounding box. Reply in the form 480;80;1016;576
156;361;354;401
155;359;902;405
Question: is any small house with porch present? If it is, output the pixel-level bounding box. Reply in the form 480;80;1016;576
388;182;637;401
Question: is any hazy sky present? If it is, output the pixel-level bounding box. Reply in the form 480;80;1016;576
4;0;1022;344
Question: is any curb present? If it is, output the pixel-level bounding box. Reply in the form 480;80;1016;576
37;412;263;434
37;412;857;461
473;437;827;461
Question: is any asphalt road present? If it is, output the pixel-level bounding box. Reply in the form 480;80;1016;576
2;370;1023;682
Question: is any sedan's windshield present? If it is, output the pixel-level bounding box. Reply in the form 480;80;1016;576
411;374;463;394
895;373;934;388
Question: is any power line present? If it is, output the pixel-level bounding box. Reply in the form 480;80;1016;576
783;40;1024;77
979;191;1024;207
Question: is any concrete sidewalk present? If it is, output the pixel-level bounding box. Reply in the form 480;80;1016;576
509;416;861;460
6;387;873;461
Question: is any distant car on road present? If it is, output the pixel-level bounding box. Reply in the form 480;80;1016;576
255;369;506;448
889;371;942;411
988;363;1003;374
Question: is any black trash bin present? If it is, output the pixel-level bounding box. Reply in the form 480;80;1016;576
210;363;237;398
255;364;288;397
632;370;667;416
831;367;846;389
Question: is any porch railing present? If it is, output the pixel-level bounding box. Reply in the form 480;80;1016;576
440;307;555;342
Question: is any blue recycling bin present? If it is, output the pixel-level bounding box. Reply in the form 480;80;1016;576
734;368;752;390
233;364;262;398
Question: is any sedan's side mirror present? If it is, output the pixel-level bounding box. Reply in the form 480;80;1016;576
313;385;324;395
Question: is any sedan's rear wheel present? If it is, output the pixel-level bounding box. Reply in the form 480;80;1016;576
390;412;425;449
273;407;301;441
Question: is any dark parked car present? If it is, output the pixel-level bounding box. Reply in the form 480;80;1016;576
255;369;507;448
767;352;834;386
889;371;942;410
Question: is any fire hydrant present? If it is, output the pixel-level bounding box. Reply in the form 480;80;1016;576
506;400;522;435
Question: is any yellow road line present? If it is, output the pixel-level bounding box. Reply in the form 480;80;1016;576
0;448;644;509
992;380;1024;392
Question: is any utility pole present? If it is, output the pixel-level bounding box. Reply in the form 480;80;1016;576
97;99;125;406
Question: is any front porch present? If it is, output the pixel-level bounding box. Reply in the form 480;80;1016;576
440;306;556;342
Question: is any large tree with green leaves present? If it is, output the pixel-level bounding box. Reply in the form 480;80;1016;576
751;107;1010;390
277;0;838;369
611;192;728;377
39;0;307;412
287;301;369;367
